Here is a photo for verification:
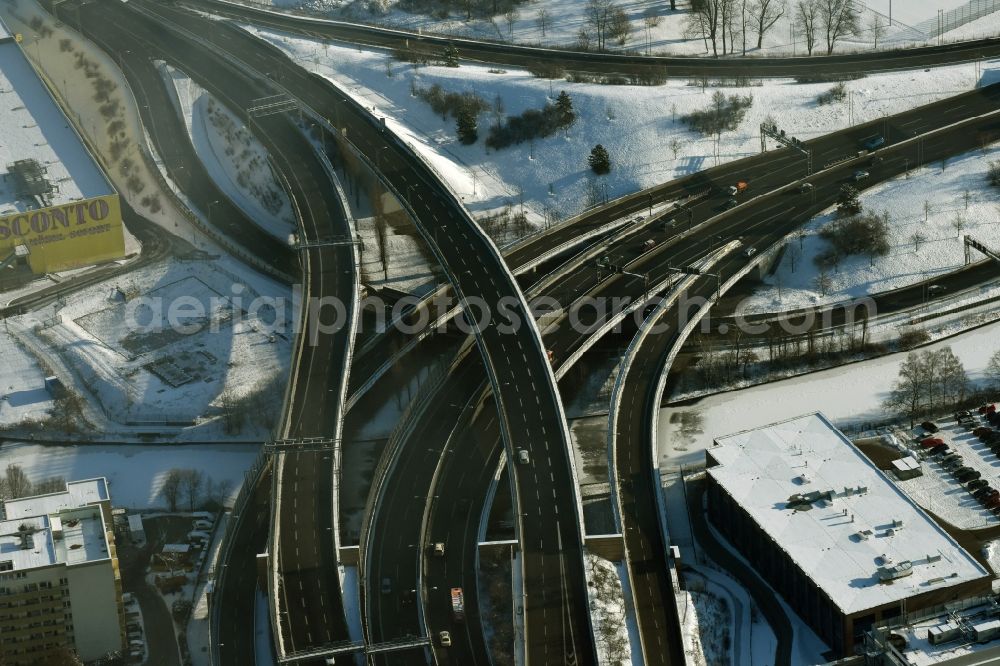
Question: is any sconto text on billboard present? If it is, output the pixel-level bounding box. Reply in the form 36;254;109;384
0;195;126;273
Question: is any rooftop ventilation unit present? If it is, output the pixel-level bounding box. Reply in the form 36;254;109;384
877;560;913;582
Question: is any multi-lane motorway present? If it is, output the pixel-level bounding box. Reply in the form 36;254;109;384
58;1;1000;662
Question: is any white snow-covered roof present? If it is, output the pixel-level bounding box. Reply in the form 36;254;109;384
2;478;109;518
708;413;989;616
0;17;11;41
0;505;109;571
0;40;112;214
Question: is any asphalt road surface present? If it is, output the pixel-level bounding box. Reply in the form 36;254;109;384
187;0;1000;78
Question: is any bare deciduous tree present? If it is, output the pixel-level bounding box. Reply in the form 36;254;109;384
869;13;887;49
181;469;204;512
586;0;615;50
536;8;551;37
608;6;631;46
795;0;820;55
817;0;860;54
160;469;183;512
750;0;786;49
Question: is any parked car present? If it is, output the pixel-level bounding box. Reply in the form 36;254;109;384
957;469;981;483
979;404;997;414
985;433;1000;446
974;427;994;439
973;487;995;500
928;444;949;456
941;454;963;468
955;410;972;420
921;421;940;433
986;496;1000;510
979;490;1000;503
968;479;990;491
920;437;945;448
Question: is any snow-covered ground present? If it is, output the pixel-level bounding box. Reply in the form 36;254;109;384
159;63;296;243
746;144;1000;313
245;23;998;233
0;330;56;427
658;318;1000;471
0;441;259;509
584;552;633;665
680;583;732;666
17;255;293;431
265;0;999;55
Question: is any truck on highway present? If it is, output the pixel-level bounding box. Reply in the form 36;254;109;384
727;180;749;196
451;587;465;621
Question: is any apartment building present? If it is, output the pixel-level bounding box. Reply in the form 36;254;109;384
0;478;125;664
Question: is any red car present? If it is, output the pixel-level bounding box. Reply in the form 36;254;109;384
920;437;945;448
981;404;997;414
987;496;1000;510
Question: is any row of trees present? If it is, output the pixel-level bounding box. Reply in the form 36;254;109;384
0;464;67;502
885;347;970;426
686;0;876;57
686;0;787;56
158;468;232;513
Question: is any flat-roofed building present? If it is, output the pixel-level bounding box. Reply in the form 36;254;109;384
0;478;124;664
705;413;991;657
0;18;124;276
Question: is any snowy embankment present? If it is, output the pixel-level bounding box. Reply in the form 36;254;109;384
158;63;296;243
658;317;1000;471
245;24;995;235
746;144;1000;313
584;552;633;665
270;0;997;55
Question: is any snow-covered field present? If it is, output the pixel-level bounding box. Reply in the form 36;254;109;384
746;144;1000;313
159;63;296;243
0;441;260;509
266;0;999;55
0;331;57;427
9;255;293;433
246;23;997;232
658;317;1000;471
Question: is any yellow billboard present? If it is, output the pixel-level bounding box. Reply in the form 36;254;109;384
0;194;125;274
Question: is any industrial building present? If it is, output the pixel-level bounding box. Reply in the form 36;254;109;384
0;18;124;277
705;413;991;657
0;478;125;664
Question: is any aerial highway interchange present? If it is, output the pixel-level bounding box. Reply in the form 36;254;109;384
42;1;1000;663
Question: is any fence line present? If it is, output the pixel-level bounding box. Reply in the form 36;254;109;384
915;0;1000;38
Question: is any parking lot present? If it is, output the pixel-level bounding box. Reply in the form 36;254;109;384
892;407;1000;531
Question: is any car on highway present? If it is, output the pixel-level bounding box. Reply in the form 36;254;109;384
798;182;814;194
723;197;739;210
743;246;757;259
853;170;870;182
860;135;886;151
438;631;452;647
433;542;445;557
642;239;656;252
381;577;391;594
518;449;530;465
